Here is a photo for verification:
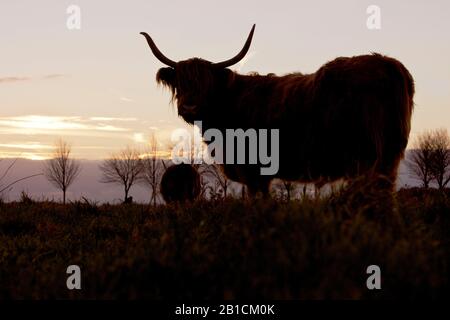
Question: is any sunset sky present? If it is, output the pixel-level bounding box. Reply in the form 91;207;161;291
1;0;449;160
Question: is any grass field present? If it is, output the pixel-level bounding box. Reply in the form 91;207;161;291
0;187;449;299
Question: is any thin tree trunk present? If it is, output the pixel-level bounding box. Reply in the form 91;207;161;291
152;187;157;206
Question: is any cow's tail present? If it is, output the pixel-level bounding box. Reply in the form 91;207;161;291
386;58;415;158
399;63;415;147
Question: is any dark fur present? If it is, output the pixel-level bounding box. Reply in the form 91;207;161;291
156;53;415;196
160;164;201;203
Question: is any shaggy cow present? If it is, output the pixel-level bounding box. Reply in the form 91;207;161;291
160;164;201;203
141;25;415;196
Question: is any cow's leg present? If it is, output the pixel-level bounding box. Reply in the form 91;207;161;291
371;153;402;193
375;155;402;217
260;181;271;199
339;156;401;222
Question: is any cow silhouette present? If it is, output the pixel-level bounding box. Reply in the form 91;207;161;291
141;25;414;197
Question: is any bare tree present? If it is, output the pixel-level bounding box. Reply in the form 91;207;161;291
282;180;296;201
100;147;144;202
272;179;297;201
407;131;435;188
407;129;450;189
193;163;213;199
241;184;246;199
429;129;450;190
43;140;81;204
202;164;231;199
140;134;165;206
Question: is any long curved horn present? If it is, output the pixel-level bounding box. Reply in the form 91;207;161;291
213;24;255;68
140;32;177;68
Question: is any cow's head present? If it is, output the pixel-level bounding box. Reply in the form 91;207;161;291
140;25;255;124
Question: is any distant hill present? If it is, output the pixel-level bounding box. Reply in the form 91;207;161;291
0;154;418;203
0;159;149;204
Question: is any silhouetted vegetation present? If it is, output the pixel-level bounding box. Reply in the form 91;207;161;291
408;129;450;189
200;164;231;199
0;187;448;299
43;139;81;204
140;134;165;206
0;158;42;200
99;147;144;202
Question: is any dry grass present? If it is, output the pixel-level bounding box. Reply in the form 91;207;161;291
0;187;449;299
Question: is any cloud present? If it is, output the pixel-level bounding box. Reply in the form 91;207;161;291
0;151;48;160
96;125;129;132
0;74;67;84
0;143;55;160
0;115;85;130
42;74;67;80
107;88;136;103
0;143;112;151
0;115;191;160
140;150;172;159
133;132;146;143
0;76;31;84
89;117;137;122
0;142;54;150
120;96;134;103
0;115;131;136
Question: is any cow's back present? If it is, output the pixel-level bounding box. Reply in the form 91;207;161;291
278;53;414;182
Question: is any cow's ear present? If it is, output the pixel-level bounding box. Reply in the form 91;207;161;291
156;67;176;87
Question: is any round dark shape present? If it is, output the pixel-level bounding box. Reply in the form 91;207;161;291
160;164;201;203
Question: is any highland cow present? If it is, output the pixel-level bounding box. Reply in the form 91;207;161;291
160;164;201;203
141;24;415;197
